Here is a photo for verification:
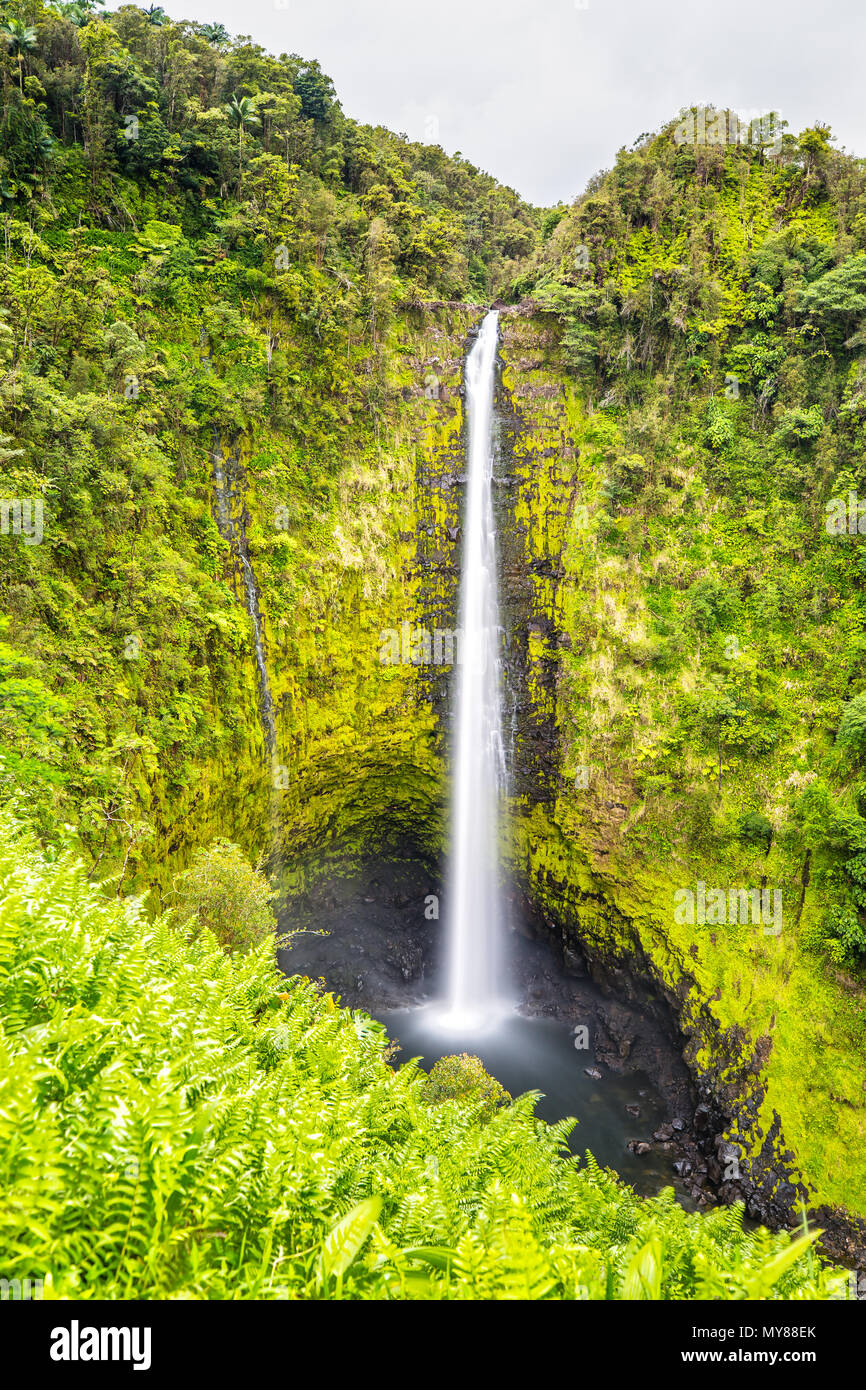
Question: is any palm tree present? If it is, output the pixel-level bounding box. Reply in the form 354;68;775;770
49;0;105;26
1;20;37;94
224;93;258;193
200;22;229;46
143;5;166;25
56;2;85;23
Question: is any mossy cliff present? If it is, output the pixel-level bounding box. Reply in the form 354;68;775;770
0;1;535;900
0;298;480;905
244;302;481;894
104;303;484;902
491;303;866;1263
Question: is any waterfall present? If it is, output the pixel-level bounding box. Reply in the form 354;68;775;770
442;309;507;1030
210;435;278;762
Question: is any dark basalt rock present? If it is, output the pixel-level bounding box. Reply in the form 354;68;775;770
562;944;586;976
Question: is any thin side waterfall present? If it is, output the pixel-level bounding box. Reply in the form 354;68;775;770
442;309;507;1030
210;434;278;762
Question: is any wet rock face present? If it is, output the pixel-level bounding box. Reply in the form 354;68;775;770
494;357;576;813
409;318;573;807
278;861;440;1010
534;861;863;1260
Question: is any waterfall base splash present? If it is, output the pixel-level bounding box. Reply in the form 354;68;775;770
277;855;697;1205
429;998;512;1037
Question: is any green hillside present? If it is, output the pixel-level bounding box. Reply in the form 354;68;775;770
495;112;866;1225
0;0;865;1297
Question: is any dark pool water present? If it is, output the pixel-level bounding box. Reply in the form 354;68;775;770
378;1004;691;1201
279;861;697;1206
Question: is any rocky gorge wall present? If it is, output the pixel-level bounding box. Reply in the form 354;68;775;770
170;299;864;1267
129;305;478;903
489;306;866;1267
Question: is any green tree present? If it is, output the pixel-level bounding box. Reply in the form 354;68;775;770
199;22;229;46
171;838;277;953
77;18;123;193
48;0;106;27
796;256;866;343
224;92;258;193
798;124;833;171
293;60;336;122
1;20;37;94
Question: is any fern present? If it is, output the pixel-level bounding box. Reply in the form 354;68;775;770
0;813;847;1301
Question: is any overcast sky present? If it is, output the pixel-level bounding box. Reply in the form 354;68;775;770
113;0;865;206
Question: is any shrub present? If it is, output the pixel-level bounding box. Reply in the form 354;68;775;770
803;905;866;969
170;837;276;953
686;574;740;634
704;399;735;450
827;905;866;964
738;811;773;847
796;255;866;338
423;1053;511;1119
772;406;824;448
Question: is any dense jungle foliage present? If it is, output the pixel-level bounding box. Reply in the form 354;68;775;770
518;115;866;975
0;0;535;884
0;815;844;1299
1;0;864;1299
